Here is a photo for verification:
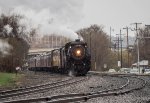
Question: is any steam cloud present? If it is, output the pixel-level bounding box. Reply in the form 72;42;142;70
0;0;84;40
3;24;13;34
0;39;12;56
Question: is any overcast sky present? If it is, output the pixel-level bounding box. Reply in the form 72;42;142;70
81;0;150;36
0;0;150;37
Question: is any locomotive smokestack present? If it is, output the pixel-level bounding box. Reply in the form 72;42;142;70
75;39;80;42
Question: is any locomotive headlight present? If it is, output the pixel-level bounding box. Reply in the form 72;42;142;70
71;45;85;60
76;49;81;56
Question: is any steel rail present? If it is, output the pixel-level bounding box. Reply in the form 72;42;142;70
1;77;88;99
0;77;71;95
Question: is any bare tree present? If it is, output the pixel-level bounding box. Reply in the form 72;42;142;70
77;24;110;71
139;27;150;61
0;13;34;72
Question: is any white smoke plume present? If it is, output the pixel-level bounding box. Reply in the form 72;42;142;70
0;0;84;41
0;39;12;56
3;24;13;35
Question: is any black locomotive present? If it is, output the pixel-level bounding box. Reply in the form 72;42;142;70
28;39;91;76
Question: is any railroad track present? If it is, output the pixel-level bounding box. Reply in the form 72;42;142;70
2;73;147;103
0;76;89;101
46;75;146;103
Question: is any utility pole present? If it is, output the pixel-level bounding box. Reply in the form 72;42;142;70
95;33;97;70
115;34;120;68
123;27;130;67
116;30;123;68
117;35;120;65
132;23;142;74
89;32;92;70
90;33;91;54
110;27;114;49
110;27;112;49
120;29;123;68
110;27;111;43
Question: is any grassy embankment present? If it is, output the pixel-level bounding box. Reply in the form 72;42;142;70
0;72;22;88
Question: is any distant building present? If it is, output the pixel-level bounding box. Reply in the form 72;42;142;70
30;34;71;49
131;60;149;73
132;60;149;67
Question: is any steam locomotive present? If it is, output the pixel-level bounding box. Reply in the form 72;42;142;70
28;39;91;76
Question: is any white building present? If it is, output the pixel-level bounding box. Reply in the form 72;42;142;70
131;60;149;74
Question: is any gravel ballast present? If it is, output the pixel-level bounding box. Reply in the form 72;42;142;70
1;72;150;103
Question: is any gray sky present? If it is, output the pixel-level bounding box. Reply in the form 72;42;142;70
80;0;150;36
0;0;150;37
